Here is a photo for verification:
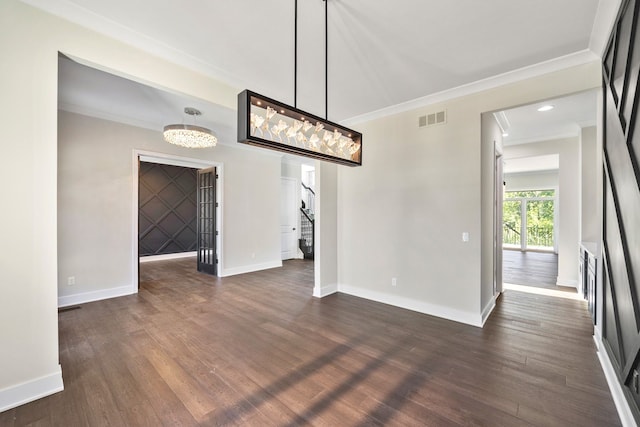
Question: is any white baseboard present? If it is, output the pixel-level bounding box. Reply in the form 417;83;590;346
0;365;63;412
58;285;134;308
556;277;578;288
220;260;282;277
481;294;497;326
313;283;338;298
594;335;636;426
139;251;196;263
338;284;482;327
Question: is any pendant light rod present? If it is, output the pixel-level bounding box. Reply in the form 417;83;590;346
293;0;328;118
324;0;328;120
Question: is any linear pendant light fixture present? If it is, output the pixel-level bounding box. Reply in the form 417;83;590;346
237;0;362;166
164;107;217;148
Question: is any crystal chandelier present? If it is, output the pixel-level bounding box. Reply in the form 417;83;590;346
164;107;217;148
237;0;362;166
238;90;361;165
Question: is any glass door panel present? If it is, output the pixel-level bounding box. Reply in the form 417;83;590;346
503;200;522;248
526;200;554;250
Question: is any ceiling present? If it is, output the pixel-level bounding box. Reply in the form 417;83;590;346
498;90;598;146
29;0;605;122
45;0;608;163
58;55;237;145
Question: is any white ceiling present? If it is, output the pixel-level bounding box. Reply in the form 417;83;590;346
58;55;237;145
29;0;605;122
499;90;598;146
45;0;610;161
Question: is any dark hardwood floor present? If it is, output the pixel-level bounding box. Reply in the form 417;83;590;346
502;250;574;292
0;258;620;426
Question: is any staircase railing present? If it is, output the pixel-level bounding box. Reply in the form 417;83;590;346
299;208;314;259
503;223;520;246
299;182;315;259
301;182;315;214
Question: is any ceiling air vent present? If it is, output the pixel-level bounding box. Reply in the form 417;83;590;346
418;110;447;128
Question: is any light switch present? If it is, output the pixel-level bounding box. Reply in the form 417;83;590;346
462;232;469;242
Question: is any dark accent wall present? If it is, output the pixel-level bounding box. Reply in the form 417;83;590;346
602;0;640;422
139;162;197;256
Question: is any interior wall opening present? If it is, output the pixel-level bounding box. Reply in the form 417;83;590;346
487;89;599;300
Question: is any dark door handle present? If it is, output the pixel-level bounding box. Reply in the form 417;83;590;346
293;228;296;231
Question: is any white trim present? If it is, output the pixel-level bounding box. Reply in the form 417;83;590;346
313;283;338;298
133;150;224;295
58;285;133;307
22;0;246;93
0;365;64;412
138;152;217;169
589;0;623;58
220;260;282;277
481;294;497;326
342;50;599;126
556;277;578;288
594;335;636;427
139;251;197;263
338;284;482;327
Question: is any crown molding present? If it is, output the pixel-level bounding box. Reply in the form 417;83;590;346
20;0;246;90
341;50;599;126
589;0;623;58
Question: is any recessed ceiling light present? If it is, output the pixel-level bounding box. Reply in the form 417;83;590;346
537;105;554;112
502;132;509;137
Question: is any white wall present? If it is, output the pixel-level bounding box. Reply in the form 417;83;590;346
314;161;338;297
0;0;274;410
337;63;600;326
58;111;281;304
581;126;598;242
281;159;302;179
505;170;559;191
504;137;581;288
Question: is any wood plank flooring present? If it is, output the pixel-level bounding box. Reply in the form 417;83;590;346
502;250;573;292
0;258;620;426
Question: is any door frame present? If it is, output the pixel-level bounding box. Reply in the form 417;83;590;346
197;167;218;275
132;149;223;292
280;176;301;260
494;143;503;296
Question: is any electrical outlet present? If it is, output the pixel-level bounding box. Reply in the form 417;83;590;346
67;276;75;286
391;277;397;287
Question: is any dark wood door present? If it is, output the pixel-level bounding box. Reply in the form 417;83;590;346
197;167;217;276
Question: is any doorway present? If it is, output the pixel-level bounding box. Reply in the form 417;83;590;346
133;151;222;289
503;189;556;253
489;90;597;296
280;176;299;260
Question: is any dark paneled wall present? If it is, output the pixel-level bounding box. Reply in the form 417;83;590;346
602;0;640;421
139;162;197;256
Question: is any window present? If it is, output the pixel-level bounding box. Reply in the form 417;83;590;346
503;189;555;251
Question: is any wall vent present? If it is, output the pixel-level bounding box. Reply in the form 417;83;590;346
418;110;447;128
